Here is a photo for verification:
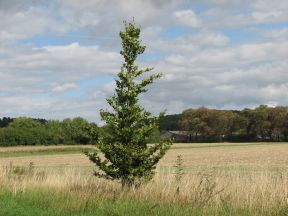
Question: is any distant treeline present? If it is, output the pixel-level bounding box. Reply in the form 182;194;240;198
0;117;158;146
160;105;288;142
1;105;288;146
0;117;98;146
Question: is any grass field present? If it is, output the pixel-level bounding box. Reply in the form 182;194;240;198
0;143;288;215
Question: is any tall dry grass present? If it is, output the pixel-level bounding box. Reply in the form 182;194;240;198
1;143;288;214
1;162;287;213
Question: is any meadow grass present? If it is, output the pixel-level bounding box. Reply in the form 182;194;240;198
0;143;288;215
0;145;94;158
0;188;193;216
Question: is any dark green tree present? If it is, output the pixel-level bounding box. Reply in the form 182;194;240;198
85;21;172;187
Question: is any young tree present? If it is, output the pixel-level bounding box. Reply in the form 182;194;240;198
85;21;172;187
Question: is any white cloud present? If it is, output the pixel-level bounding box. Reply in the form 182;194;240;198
261;28;288;42
199;0;288;28
252;11;287;23
251;0;288;12
0;5;69;45
0;43;120;97
51;83;78;92
173;10;202;28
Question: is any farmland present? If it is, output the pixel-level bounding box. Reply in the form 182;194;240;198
0;143;288;215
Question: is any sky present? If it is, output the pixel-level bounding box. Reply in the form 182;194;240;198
0;0;288;123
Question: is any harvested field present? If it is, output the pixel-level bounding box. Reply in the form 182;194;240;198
1;143;288;172
0;143;288;215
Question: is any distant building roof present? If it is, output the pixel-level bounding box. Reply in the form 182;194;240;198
167;131;189;136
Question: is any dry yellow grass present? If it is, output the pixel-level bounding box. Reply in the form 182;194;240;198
0;143;288;212
0;154;90;167
162;143;288;168
2;143;288;170
0;145;94;153
0;163;287;211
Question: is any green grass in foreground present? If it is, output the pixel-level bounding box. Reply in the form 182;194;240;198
0;188;287;216
0;188;192;216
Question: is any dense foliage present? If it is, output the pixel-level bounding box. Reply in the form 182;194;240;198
179;105;288;142
159;114;181;131
0;117;98;146
0;117;13;128
85;21;172;187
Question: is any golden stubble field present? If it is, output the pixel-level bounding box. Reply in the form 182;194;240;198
0;143;288;212
1;143;288;169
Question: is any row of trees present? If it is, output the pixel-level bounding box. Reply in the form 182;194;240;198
0;116;162;146
179;105;288;142
2;105;288;146
0;117;98;146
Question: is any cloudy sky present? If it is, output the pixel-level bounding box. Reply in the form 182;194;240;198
1;0;288;123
